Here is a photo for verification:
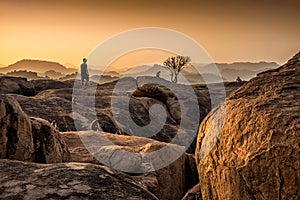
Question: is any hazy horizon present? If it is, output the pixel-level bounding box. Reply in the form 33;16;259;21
0;57;280;71
1;0;299;68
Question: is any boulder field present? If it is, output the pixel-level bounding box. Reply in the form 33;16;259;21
0;53;299;199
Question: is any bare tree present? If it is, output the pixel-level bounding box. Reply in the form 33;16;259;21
163;55;191;83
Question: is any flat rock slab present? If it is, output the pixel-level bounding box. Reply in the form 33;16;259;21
0;159;158;200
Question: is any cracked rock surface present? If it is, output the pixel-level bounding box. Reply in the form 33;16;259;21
0;159;158;200
195;52;300;199
0;95;34;161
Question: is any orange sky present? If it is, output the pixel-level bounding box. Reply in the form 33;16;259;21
0;0;299;69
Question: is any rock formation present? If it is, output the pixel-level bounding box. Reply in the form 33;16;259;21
11;94;79;131
0;159;158;200
30;79;74;93
31;117;71;163
195;52;300;199
0;76;35;96
61;131;194;200
0;94;70;164
0;95;34;161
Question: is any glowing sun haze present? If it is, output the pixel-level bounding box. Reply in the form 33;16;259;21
0;0;299;69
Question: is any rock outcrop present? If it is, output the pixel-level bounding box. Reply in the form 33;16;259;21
0;76;35;96
60;132;100;164
8;75;243;147
61;131;194;200
11;94;77;131
0;95;34;161
30;117;71;163
30;79;74;93
0;94;71;164
195;52;300;199
0;159;158;200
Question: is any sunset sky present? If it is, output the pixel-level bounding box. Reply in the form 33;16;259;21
0;0;299;69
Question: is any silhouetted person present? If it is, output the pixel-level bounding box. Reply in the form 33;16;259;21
156;71;161;78
81;58;89;87
236;76;242;82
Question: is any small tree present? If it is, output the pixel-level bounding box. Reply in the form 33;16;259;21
163;55;191;83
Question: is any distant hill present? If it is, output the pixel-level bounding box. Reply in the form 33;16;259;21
58;72;78;81
90;75;119;84
220;68;258;81
5;70;46;80
125;61;278;84
0;59;78;74
0;59;278;83
103;71;121;77
43;70;65;79
193;62;279;81
217;61;279;71
125;64;226;84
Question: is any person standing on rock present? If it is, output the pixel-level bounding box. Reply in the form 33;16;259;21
81;58;89;88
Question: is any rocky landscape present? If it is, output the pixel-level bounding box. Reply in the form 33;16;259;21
0;52;299;199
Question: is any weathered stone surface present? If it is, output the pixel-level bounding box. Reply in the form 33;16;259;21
135;76;207;124
30;79;74;93
30;117;71;163
184;154;199;191
6;75;243;159
61;131;191;200
0;95;34;161
0;76;35;96
0;159;158;200
93;110;120;133
60;132;100;164
35;88;73;101
0;94;70;164
181;183;202;200
11;94;78;131
195;52;300;199
132;77;210;153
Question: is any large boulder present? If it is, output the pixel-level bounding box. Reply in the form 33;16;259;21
60;132;100;164
0;76;35;96
35;88;73;101
0;159;158;200
30;117;71;163
11;92;96;132
12;81;114;132
195;52;300;199
30;79;74;93
0;95;34;161
11;94;77;131
135;76;210;124
61;131;193;200
0;94;71;164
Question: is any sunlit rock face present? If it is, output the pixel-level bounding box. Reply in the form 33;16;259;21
195;52;300;200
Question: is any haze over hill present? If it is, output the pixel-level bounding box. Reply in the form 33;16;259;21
0;59;122;78
64;62;79;69
0;59;78;74
210;62;279;81
125;61;279;83
0;58;279;83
